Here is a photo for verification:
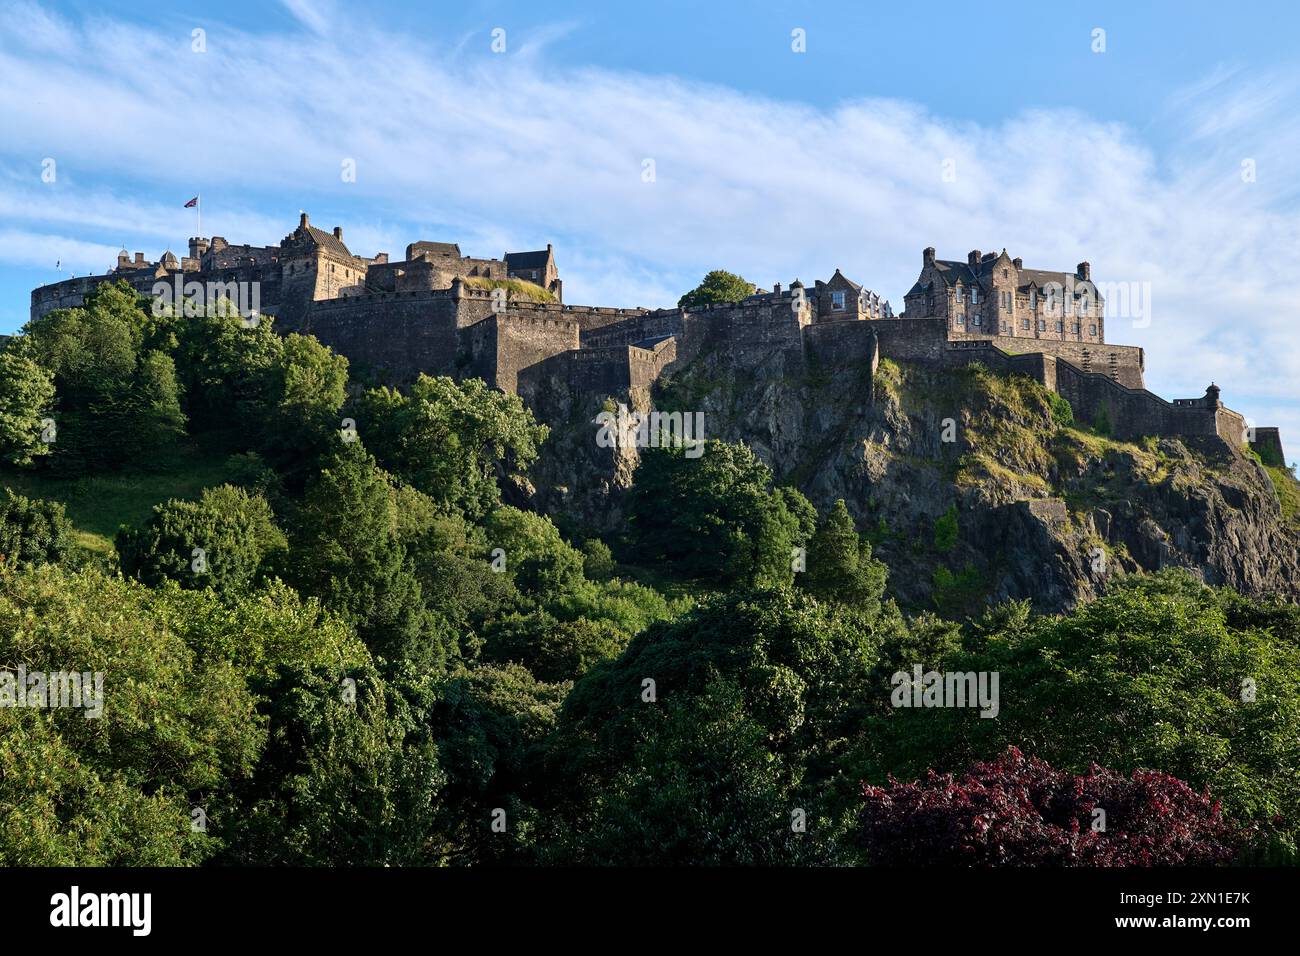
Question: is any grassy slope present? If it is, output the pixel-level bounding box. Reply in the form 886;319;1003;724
1;444;241;560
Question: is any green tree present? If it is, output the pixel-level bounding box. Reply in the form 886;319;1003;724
355;375;548;520
545;588;895;862
798;499;888;612
864;571;1300;854
216;661;446;866
677;270;756;309
0;488;73;568
482;506;585;597
0;341;55;466
22;281;185;472
484;610;629;682
260;333;349;473
284;442;446;668
429;662;568;864
626;440;812;588
116;484;287;597
0;565;279;864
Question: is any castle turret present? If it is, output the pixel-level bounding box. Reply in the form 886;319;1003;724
1205;382;1221;406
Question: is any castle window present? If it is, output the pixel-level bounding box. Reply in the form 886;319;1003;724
1021;318;1030;330
1038;319;1047;332
971;288;978;305
956;287;963;304
1072;322;1081;334
831;291;846;311
1001;321;1010;333
973;316;982;327
1002;291;1012;311
1090;324;1098;336
1030;289;1038;310
1055;321;1064;332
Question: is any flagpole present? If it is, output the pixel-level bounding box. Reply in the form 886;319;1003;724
197;193;201;239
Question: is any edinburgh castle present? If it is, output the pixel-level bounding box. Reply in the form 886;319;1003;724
28;212;1286;465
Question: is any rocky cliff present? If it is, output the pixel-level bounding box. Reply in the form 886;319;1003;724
522;337;1300;614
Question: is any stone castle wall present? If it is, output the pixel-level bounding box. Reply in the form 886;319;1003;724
23;240;1283;466
297;291;461;383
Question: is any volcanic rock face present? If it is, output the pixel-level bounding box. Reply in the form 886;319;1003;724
524;339;1300;613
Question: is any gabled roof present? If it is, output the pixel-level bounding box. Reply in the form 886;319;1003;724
299;224;355;260
931;259;979;287
826;268;862;292
506;249;552;271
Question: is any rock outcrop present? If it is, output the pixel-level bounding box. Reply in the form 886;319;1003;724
525;338;1300;614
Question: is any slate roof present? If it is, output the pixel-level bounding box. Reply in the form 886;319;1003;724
912;255;1090;297
506;249;552;271
300;224;355;260
411;241;462;258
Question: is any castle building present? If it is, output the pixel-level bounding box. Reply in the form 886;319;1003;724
25;218;1282;464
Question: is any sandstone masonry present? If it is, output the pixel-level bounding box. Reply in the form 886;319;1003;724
28;220;1285;463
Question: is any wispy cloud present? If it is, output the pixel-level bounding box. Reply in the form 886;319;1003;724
0;1;1296;452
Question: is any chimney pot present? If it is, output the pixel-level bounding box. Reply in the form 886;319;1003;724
333;226;342;240
969;249;981;266
1012;257;1023;270
300;212;309;229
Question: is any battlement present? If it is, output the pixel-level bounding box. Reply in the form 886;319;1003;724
22;219;1283;464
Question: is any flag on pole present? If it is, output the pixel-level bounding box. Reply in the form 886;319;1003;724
184;196;198;208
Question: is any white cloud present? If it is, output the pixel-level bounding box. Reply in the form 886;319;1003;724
0;2;1295;447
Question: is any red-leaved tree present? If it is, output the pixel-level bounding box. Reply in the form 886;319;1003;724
859;747;1244;866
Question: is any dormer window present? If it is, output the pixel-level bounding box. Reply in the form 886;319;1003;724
1030;288;1037;310
831;290;846;311
956;286;964;304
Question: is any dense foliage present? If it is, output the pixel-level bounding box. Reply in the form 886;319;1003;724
859;747;1244;866
0;282;1293;867
676;269;756;309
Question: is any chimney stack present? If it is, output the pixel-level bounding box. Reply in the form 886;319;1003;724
923;246;936;267
1012;257;1022;270
134;252;145;264
333;226;343;240
968;249;981;266
1076;261;1091;281
299;212;309;229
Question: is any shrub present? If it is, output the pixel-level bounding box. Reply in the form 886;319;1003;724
859;747;1245;866
933;504;959;552
0;488;73;567
116;484;286;597
1047;391;1074;429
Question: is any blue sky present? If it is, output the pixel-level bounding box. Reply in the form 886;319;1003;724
1;0;1298;452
